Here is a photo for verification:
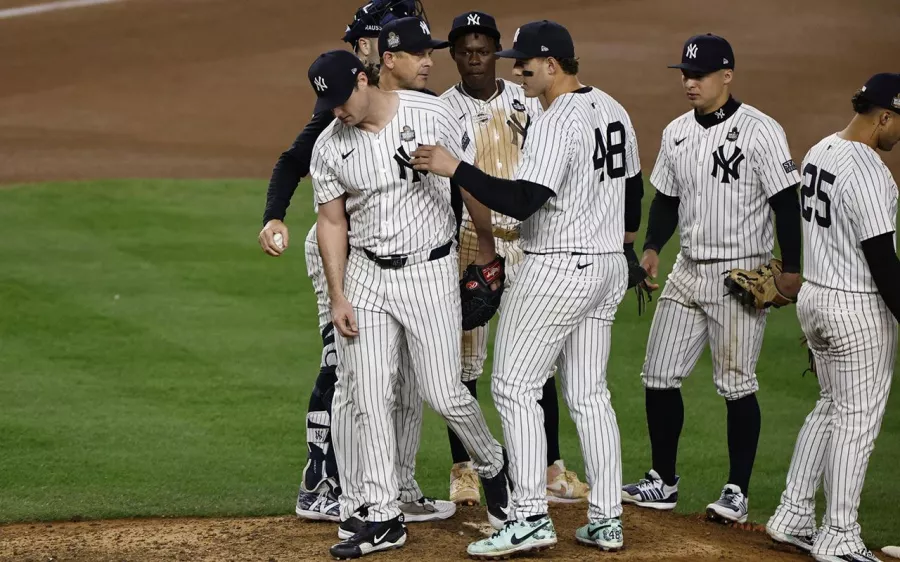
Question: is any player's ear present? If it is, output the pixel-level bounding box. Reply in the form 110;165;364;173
722;69;733;86
382;51;395;70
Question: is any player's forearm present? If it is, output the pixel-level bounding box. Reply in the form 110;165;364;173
624;172;644;234
263;112;334;225
643;192;680;254
461;190;496;258
769;184;802;274
453;162;554;222
861;232;900;323
317;213;349;301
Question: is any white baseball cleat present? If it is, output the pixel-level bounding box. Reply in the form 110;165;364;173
766;525;817;552
621;469;679;510
706;483;749;524
399;496;456;522
546;459;589;503
449;461;481;506
467;514;557;559
813;548;883;562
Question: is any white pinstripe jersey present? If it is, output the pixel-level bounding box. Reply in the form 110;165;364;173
800;133;898;292
440;79;543;229
650;103;801;260
514;86;641;254
311;90;475;256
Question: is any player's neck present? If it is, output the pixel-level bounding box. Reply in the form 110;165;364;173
697;91;732;116
543;75;583;107
357;90;399;133
838;115;881;151
377;72;403;93
461;78;498;102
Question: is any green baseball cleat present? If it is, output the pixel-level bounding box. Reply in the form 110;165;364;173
575;517;624;551
467;514;557;559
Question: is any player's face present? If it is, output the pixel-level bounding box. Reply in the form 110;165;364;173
877;111;900;151
681;69;729;112
452;33;497;91
332;83;370;127
512;58;547;98
390;50;434;90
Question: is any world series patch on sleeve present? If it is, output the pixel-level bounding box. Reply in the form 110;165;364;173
460;255;505;331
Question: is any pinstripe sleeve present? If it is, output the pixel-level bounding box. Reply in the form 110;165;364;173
753;119;801;197
623;110;641;177
649;130;677;196
844;159;897;242
310;138;344;205
514;114;572;194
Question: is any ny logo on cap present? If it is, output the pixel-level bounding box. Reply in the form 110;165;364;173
314;76;327;92
513;27;521;44
686;43;698;59
467;13;480;26
420;20;430;35
893;94;900;109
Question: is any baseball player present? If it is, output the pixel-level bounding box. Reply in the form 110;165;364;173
440;11;589;506
413;19;645;556
621;33;803;524
308;24;512;559
256;0;454;532
766;72;900;562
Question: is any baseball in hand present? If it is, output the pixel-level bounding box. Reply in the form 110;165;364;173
273;232;285;251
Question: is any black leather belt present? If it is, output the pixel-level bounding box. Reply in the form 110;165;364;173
363;240;453;270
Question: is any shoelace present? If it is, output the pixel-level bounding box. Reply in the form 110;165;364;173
490;520;516;539
635;477;660;492
457;470;480;489
721;490;744;508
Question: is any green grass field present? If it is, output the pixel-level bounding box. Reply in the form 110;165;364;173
0;179;897;545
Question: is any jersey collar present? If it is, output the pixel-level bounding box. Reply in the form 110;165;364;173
456;79;504;103
694;95;741;129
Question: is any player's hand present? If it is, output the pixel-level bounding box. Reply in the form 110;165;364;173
331;297;359;338
775;271;802;300
641;249;660;292
259;219;289;256
410;145;460;178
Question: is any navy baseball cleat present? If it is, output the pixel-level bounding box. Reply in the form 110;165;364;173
296;477;341;522
330;515;407;559
621;469;678;510
706;484;749;524
338;506;368;540
480;450;512;529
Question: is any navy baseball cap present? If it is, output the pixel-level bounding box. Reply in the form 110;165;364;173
379;17;449;55
308;50;365;113
496;20;574;60
448;11;501;45
668;34;735;74
858;73;900;113
342;0;423;44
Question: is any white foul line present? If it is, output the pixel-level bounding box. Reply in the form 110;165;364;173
0;0;125;20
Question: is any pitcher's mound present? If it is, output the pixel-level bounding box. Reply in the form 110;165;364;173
0;504;815;561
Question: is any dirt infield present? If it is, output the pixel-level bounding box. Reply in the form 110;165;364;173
0;504;818;562
1;0;898;560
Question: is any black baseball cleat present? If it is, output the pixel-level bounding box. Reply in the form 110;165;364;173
480;449;512;530
337;505;369;540
329;515;406;559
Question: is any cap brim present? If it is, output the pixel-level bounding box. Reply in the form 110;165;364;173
668;63;723;74
448;26;500;45
495;48;532;59
313;95;347;114
428;39;450;50
385;38;450;53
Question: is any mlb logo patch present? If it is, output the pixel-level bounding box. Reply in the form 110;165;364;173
512;99;526;112
461;131;471;151
782;159;797;174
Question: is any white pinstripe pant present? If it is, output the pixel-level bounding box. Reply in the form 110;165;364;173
492;252;627;521
641;253;769;400
768;283;897;557
335;249;505;522
305;228;423;520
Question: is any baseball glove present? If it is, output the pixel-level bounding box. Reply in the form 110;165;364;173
460;255;505;331
723;258;796;310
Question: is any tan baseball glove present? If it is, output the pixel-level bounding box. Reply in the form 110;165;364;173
723;258;796;310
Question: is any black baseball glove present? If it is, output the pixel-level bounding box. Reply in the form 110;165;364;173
460;255;505;331
625;243;653;315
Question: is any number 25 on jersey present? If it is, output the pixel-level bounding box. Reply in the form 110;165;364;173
801;163;833;228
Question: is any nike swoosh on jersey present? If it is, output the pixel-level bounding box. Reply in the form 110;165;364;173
342;149;356;160
576;262;593;270
674;137;687;146
510;522;550;545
